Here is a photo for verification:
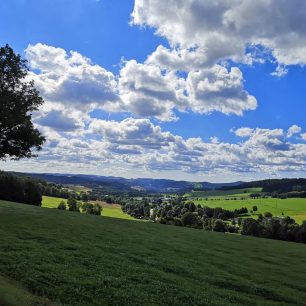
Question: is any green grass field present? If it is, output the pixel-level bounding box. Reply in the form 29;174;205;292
1;200;306;305
0;273;52;306
42;196;134;220
194;197;306;223
187;188;262;198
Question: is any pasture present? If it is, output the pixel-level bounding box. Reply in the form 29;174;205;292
187;188;262;199
194;197;306;223
0;200;306;305
42;196;134;220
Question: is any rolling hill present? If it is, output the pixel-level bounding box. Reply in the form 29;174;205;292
0;200;306;305
11;172;243;193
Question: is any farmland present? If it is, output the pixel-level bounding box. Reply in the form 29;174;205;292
42;196;135;220
0;199;306;305
191;195;306;223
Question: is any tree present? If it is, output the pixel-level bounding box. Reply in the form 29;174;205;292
0;44;45;160
264;212;273;218
181;212;198;227
241;218;261;236
212;219;227;232
252;205;258;212
57;200;67;210
67;197;79;212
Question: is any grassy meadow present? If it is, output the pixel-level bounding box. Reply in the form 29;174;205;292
187;188;306;223
0;273;52;306
193;197;306;223
1;199;306;305
187;188;262;199
42;196;134;220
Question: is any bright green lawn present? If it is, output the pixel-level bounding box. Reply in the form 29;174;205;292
42;196;135;220
194;197;306;223
42;196;67;208
102;205;136;220
1;200;306;305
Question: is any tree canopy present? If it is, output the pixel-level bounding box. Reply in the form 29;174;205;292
0;44;45;160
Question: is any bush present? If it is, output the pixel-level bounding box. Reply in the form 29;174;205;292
241;218;260;236
212;219;227;232
173;217;183;226
264;212;273;218
92;204;102;215
181;212;198;227
57;200;67;210
67;197;80;212
82;203;102;215
227;225;238;233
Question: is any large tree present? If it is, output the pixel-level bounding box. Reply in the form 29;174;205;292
0;44;45;160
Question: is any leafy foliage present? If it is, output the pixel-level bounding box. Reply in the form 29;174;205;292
0;44;45;160
0;171;42;205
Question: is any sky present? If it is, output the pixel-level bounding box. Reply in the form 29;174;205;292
1;0;306;182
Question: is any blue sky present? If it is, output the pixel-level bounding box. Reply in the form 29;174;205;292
1;0;306;182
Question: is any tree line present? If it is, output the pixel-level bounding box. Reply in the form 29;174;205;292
121;197;306;244
0;171;42;206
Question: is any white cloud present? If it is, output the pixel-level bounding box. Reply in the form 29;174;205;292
301;133;306;141
118;59;187;121
26;43;119;110
132;0;306;67
14;118;306;177
287;125;302;138
26;43;258;123
234;127;254;138
186;65;257;115
36;110;83;131
89;117;177;148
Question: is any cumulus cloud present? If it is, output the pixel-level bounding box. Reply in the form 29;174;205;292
118;60;187;121
89;117;177;148
132;0;306;67
26;43;257;123
26;43;119;110
19;117;306;177
234;127;254;138
186;65;257;115
36;110;82;131
287;125;302;138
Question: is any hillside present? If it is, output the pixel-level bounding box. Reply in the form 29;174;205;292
12;172;243;193
0;200;306;305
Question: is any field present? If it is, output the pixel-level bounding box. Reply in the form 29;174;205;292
187;188;262;199
193;197;306;223
0;273;52;306
42;196;134;220
1;200;306;305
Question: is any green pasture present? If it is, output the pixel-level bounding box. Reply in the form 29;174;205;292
187;188;262;199
195;197;306;223
42;196;134;220
0;200;306;305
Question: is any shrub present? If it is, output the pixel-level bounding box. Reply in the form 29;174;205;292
67;197;80;212
227;225;238;233
92;204;102;215
241;218;260;236
181;212;198;227
264;212;273;218
212;219;227;232
57;200;67;210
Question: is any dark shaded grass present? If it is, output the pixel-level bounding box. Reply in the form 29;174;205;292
0;200;306;305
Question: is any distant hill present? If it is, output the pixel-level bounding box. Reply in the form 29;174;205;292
219;178;306;195
11;172;243;193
